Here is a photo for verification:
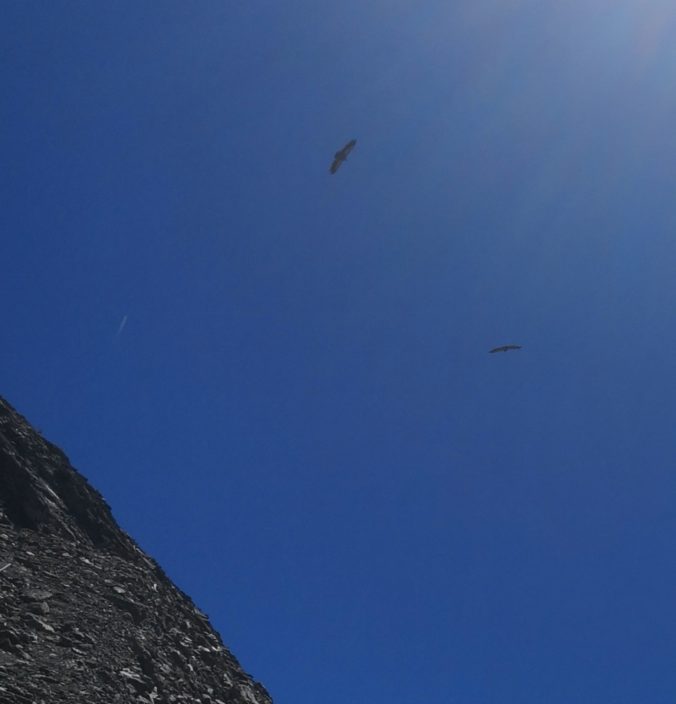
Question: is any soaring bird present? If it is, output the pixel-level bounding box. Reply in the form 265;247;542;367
489;345;522;353
330;139;357;174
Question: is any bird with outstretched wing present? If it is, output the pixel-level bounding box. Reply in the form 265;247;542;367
330;139;357;174
489;345;522;353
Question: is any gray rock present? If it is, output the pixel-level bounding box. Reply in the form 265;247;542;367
22;589;54;602
0;395;273;704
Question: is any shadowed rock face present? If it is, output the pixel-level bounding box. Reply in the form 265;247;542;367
0;397;272;704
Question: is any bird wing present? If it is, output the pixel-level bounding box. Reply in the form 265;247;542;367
329;156;342;174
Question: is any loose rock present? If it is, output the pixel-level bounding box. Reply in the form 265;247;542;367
0;396;272;704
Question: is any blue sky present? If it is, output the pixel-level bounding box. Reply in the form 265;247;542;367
4;2;676;702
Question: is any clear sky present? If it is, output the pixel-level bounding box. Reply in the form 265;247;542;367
4;2;676;702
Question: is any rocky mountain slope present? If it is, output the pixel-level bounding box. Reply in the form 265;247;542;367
0;396;272;704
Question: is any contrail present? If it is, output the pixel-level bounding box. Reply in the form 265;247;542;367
115;315;128;337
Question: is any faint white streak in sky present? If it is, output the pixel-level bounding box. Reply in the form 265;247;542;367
115;315;128;338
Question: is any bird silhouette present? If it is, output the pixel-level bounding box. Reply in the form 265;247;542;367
330;139;357;174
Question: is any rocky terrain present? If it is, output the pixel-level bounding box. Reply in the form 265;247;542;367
0;396;272;704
